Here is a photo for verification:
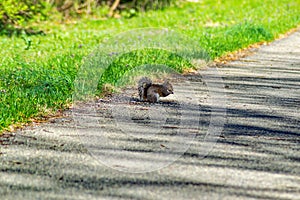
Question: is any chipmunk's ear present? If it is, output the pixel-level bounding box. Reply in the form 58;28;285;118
163;79;170;84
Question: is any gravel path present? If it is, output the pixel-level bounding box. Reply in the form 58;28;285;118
1;30;300;200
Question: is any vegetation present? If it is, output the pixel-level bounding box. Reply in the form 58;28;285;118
0;0;176;31
0;0;47;34
0;0;300;132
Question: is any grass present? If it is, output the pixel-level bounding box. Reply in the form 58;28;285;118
1;0;300;132
98;49;192;86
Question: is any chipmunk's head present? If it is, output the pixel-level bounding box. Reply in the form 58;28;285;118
162;80;173;96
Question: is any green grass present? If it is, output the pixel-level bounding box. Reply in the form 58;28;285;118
1;0;300;132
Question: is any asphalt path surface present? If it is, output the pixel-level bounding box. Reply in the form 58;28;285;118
0;30;300;199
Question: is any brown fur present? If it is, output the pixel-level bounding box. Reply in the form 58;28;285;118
138;77;173;103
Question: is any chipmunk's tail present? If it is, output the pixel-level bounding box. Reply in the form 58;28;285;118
138;77;152;101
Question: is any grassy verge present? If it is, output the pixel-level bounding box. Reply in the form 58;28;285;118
0;0;300;132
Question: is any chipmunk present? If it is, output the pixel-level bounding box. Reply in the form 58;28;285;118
138;77;174;103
